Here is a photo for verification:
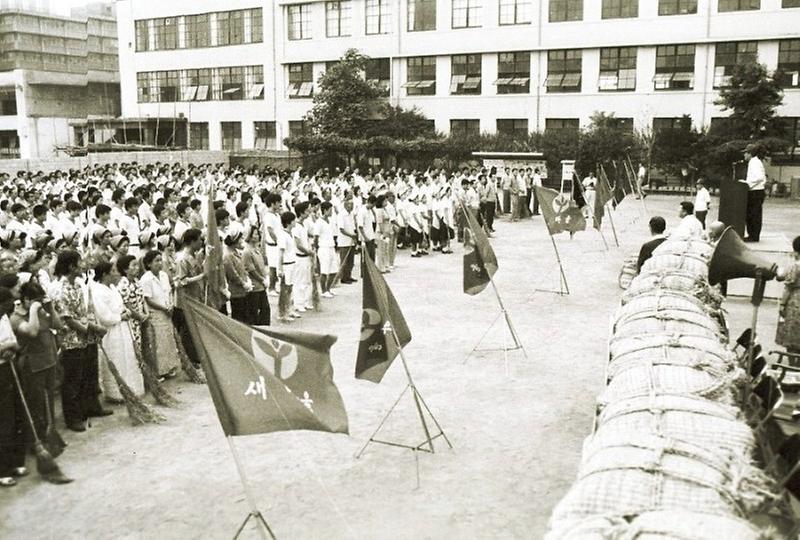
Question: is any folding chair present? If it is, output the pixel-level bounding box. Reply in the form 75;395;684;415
750;375;785;433
755;433;800;536
734;328;752;353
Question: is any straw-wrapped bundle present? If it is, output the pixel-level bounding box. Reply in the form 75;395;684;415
549;434;774;524
622;270;724;310
614;291;726;338
546;510;769;540
609;333;737;374
599;363;743;406
652;236;715;261
640;252;709;279
595;395;756;457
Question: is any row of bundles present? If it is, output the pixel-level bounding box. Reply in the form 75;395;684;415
546;235;776;539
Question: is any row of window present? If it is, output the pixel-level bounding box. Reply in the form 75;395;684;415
282;40;800;99
136;66;264;103
287;0;800;39
134;8;262;51
184;117;800;149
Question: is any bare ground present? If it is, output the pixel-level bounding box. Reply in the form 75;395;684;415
1;195;796;539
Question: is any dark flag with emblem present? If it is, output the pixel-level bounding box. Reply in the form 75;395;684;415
204;182;226;310
181;296;348;436
355;255;411;383
594;168;614;230
571;172;586;209
535;186;586;236
462;206;498;295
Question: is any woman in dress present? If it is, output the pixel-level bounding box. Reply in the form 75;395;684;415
139;251;180;378
116;255;151;372
91;261;144;402
777;236;800;355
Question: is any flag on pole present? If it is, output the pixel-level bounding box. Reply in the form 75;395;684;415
355;255;411;383
462;206;498;296
204;182;226;310
594;168;614;230
571;172;586;209
535;186;586;236
181;296;348;436
611;161;630;206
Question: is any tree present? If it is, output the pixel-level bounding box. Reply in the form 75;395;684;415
304;49;381;140
715;62;784;139
576;112;643;177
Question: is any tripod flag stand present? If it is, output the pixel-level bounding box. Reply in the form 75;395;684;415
354;254;451;484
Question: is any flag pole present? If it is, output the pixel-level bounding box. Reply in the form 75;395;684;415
548;233;570;295
599;165;620;248
626;156;649;217
227;436;276;540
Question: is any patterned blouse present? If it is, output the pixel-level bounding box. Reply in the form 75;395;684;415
54;276;100;350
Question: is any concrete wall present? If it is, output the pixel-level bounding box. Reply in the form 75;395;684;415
0;149;228;175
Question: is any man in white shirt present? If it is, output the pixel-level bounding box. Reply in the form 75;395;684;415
314;202;339;298
693;178;711;229
673;201;703;238
291;201;314;313
260;192;283;296
357;195;377;261
740;144;766;242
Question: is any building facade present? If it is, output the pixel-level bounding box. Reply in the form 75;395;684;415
0;6;120;159
116;0;800;153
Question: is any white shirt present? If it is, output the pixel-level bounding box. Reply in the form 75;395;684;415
356;206;376;241
313;216;336;248
140;270;172;309
337;210;356;247
745;156;766;191
673;214;704;238
694;187;711;212
118;213;141;245
279;229;296;264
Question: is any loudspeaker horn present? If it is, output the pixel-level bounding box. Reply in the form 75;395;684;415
708;227;777;285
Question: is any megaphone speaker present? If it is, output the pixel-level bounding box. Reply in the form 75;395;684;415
708;227;777;286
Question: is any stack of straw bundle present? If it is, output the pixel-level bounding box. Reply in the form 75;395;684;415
546;235;777;539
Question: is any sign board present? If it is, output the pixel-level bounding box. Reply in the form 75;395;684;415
561;160;575;181
481;158;547;179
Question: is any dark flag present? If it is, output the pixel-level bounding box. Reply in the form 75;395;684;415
611;162;628;207
462;206;498;295
571;172;586;208
355;255;412;383
181;296;348;436
535;186;586;236
204;183;226;310
594;169;614;230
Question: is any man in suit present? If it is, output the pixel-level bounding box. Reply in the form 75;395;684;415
636;216;667;273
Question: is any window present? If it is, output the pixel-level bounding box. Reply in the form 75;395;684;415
153;17;177;50
450;119;480;136
545;118;579;133
0;130;20;159
215;66;244;100
658;0;697;14
246;65;264;99
451;54;482;95
497;119;528;138
221;122;242;151
654;44;695;90
714;42;757;87
602;0;638;18
287;63;314;98
158;70;179;102
326;1;352;37
653;117;690;132
254;121;277;149
499;0;531;24
777;39;800;88
784;0;800;7
452;0;482;28
545;49;582;93
404;56;436;95
549;0;582;21
777;117;800;152
366;57;391;96
408;0;436;31
496;51;530;94
135;20;149;51
216;10;245;45
718;0;760;11
1;90;17;116
288;120;307;137
288;4;312;40
137;72;151;102
189;123;209;150
599;47;637;91
365;0;391;34
184;14;210;48
248;8;263;43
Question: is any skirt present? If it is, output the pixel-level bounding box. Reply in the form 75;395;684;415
100;323;145;400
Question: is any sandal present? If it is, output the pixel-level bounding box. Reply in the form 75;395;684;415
12;467;28;477
0;477;17;487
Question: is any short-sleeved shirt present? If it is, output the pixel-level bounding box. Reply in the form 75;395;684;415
54;277;100;350
175;251;204;301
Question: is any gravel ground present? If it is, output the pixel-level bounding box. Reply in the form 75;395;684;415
1;194;797;539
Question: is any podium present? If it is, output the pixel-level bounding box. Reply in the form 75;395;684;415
717;172;748;237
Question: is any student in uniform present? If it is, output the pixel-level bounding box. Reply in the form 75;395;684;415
276;212;298;322
315;202;339;296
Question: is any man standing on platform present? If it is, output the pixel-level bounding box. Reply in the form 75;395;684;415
741;144;766;243
694;178;711;229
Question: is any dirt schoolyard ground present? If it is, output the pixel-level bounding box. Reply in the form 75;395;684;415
1;194;797;539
